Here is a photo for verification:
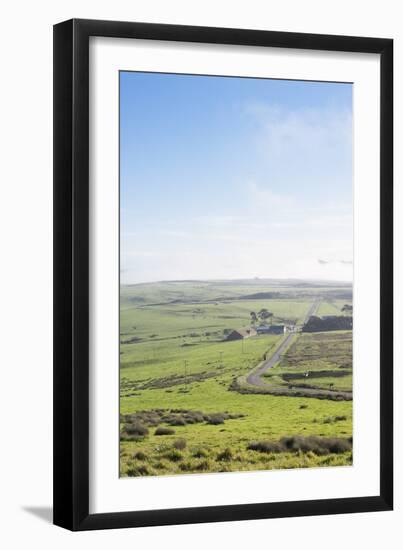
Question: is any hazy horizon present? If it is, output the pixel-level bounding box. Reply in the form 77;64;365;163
120;276;353;287
120;72;352;285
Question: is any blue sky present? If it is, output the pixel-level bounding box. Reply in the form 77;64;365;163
120;71;352;284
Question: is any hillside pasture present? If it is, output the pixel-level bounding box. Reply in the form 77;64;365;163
120;281;353;476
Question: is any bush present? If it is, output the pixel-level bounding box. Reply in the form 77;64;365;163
299;404;308;409
164;449;183;462
133;451;147;460
123;410;164;427
206;413;227;425
125;423;149;436
173;438;187;450
126;465;150;476
192;448;208;459
179;461;194;472
326;438;351;453
281;436;317;452
183;411;205;424
195;460;211;471
153;461;167;470
167;416;187;426
216;448;233;461
280;435;351;455
248;436;352;455
155;426;175;436
248;441;283;453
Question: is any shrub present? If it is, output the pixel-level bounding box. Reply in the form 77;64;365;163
182;416;196;424
248;441;283;453
183;411;205;424
173;438;187;450
248;436;352;455
281;436;317;452
123;410;165;427
299;404;308;409
216;448;233;461
153;461;167;470
155;426;175;436
326;438;351;453
281;435;352;455
125;423;149;436
126;465;150;476
179;461;194;472
206;413;227;425
133;451;147;460
164;449;183;462
167;416;187;426
195;460;211;471
192;448;208;459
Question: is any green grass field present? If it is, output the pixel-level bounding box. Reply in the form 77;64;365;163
262;331;352;397
316;300;351;316
120;280;353;477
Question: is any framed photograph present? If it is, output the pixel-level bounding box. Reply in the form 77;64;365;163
53;19;393;531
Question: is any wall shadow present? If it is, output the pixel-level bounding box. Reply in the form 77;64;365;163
22;506;53;524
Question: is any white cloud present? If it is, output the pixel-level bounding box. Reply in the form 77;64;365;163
245;101;352;155
243;101;352;195
121;100;352;284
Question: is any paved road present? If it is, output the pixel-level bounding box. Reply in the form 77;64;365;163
302;299;321;324
246;332;296;387
245;299;321;388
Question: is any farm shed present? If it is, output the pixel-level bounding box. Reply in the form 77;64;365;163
256;325;286;335
225;327;257;341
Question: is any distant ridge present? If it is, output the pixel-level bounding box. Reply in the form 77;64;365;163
124;277;352;288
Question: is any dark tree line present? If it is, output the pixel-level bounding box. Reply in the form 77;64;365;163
303;315;352;332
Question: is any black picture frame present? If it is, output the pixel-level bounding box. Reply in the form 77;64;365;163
53;18;393;531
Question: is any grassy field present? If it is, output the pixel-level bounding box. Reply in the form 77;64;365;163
278;331;352;373
316;300;351;316
120;280;353;477
261;331;352;397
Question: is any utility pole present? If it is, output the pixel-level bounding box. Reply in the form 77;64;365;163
219;351;223;368
184;360;188;383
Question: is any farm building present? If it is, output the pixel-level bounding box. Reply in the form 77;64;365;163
225;327;257;341
256;325;286;335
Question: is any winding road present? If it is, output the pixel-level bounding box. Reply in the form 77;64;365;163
245;299;321;388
